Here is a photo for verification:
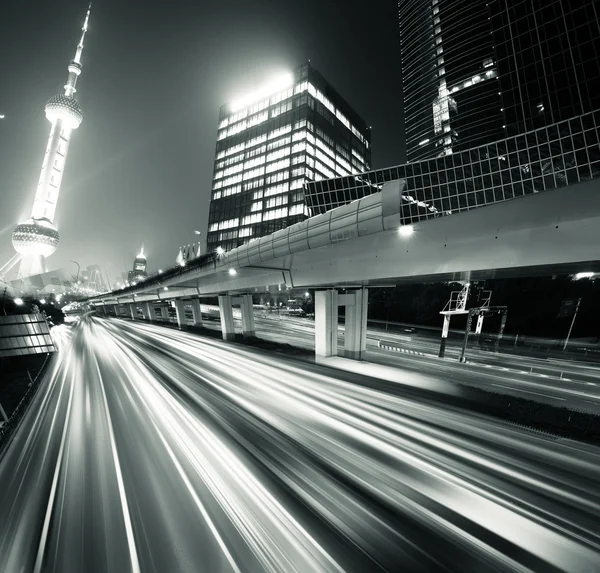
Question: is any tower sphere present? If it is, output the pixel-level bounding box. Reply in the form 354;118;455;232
45;94;83;129
12;219;60;258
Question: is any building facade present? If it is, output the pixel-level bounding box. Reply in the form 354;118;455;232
206;63;371;253
306;110;600;222
399;0;600;161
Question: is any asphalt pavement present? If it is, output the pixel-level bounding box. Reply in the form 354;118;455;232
200;313;600;413
1;316;600;572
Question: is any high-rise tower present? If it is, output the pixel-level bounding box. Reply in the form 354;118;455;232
398;0;600;162
127;245;148;286
206;63;371;253
11;4;92;278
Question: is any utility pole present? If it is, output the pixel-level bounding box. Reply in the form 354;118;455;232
1;286;7;315
563;298;582;351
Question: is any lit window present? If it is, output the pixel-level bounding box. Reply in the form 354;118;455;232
294;82;308;95
243;156;266;170
265;182;290;197
246;134;267;149
263;207;287;221
266;158;290;173
267;136;291;151
290;178;304;190
242;212;262;225
243;167;265;180
293;119;307;130
288;203;304;216
217;218;239;231
268;124;292;140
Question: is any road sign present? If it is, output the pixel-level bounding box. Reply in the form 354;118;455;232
558;298;579;318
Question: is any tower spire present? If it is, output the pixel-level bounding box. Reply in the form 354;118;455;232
74;3;92;65
65;3;92;97
10;4;92;279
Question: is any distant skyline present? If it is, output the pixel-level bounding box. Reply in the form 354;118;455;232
0;0;403;279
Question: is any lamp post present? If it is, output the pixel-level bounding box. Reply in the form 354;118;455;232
71;260;80;291
193;230;202;257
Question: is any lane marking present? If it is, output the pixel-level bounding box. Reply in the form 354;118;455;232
491;384;566;400
96;361;142;573
33;370;75;573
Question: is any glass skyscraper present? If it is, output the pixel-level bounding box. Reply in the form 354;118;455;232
399;0;504;162
206;63;371;253
399;0;600;161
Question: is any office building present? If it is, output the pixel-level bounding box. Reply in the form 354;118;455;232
206;63;371;253
398;0;600;161
306;110;600;221
399;0;503;162
490;1;600;135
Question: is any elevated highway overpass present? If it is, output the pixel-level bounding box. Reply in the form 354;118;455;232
88;174;600;359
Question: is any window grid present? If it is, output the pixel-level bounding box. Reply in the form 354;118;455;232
306;111;600;223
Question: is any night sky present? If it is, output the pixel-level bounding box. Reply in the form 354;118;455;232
0;0;403;281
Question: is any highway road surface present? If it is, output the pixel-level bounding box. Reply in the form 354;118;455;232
1;316;600;572
195;312;600;413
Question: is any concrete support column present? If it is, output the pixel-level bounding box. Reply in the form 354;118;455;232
113;304;120;317
218;295;235;341
239;294;255;337
495;313;508;353
158;304;169;321
129;303;136;320
174;299;186;329
344;289;368;360
439;314;451;358
143;302;157;321
459;311;474;363
315;289;338;358
190;298;203;326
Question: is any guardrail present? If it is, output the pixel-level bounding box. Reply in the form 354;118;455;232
0;353;51;453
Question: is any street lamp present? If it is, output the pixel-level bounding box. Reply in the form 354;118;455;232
398;225;414;237
71;260;81;290
14;297;24;305
228;268;237;276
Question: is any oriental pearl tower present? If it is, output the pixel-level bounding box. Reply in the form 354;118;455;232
11;4;92;278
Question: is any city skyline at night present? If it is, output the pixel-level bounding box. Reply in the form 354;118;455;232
1;3;600;570
0;0;401;277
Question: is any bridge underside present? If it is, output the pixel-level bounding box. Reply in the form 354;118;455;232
89;178;600;359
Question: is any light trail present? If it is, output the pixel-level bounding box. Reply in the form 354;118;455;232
0;316;599;572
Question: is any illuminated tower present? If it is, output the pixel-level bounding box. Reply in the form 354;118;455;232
11;4;92;278
127;245;148;285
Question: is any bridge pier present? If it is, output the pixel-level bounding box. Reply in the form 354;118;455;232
218;295;236;341
174;299;186;329
143;302;157;321
236;294;255;337
315;290;338;358
315;289;368;360
129;303;136;320
343;289;368;360
190;298;203;327
113;304;120;317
